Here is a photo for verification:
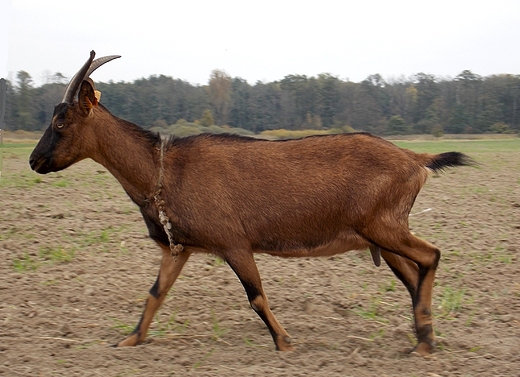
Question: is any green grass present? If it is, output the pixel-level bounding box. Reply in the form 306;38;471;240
0;171;44;188
110;317;135;335
111;312;190;339
379;279;396;292
193;348;215;369
352;297;388;323
11;246;76;272
212;256;227;266
1;142;37;155
150;312;190;337
52;179;70;188
12;253;39;272
1;142;37;149
210;311;228;341
437;287;466;319
68;227;125;252
38;246;76;263
369;328;385;340
243;337;263;348
393;138;520;154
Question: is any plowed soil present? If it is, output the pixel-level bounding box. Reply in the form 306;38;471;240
1;138;519;376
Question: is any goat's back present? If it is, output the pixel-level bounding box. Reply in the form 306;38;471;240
167;132;420;184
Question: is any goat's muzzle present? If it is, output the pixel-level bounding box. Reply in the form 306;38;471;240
30;132;56;174
29;154;52;174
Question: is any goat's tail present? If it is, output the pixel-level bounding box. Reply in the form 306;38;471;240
423;152;476;174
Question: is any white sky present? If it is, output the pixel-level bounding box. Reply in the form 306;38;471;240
2;0;520;86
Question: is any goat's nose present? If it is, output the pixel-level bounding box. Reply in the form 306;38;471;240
29;155;43;171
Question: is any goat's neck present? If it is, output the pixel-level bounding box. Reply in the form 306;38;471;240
89;111;159;206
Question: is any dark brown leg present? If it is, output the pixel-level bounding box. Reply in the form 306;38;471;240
117;245;191;346
381;249;419;301
225;249;293;351
410;240;440;356
370;232;440;355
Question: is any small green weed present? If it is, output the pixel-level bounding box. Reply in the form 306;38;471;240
39;246;75;263
353;298;387;322
73;227;122;251
52;179;69;188
193;348;215;369
437;287;466;318
369;328;385;340
12;253;39;272
12;246;76;272
494;245;513;264
0;172;43;188
407;332;417;346
110;318;135;335
211;311;228;341
381;279;396;292
244;337;257;347
100;229;110;243
213;257;226;266
150;312;189;337
465;310;477;327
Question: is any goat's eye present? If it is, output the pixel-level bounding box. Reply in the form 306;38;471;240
55;122;65;129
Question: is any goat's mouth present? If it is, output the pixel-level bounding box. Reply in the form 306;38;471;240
29;157;52;174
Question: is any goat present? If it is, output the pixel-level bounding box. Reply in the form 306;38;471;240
29;51;474;356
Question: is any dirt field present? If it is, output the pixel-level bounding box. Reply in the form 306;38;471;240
1;138;519;376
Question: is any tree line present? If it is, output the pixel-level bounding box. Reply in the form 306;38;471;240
3;69;520;136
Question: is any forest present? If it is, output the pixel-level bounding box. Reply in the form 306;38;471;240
3;69;520;137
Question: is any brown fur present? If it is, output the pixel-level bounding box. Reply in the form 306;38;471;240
30;73;474;355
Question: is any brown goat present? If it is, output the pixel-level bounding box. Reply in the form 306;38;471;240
29;51;474;356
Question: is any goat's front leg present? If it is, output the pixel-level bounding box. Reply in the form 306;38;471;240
117;244;191;346
225;249;294;351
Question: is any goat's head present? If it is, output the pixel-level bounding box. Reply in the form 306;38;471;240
29;51;120;174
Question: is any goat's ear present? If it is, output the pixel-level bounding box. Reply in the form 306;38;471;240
78;79;98;115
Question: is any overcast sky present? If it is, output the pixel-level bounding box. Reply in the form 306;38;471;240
2;0;520;86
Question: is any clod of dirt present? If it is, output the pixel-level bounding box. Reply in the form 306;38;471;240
84;287;95;296
60;324;72;337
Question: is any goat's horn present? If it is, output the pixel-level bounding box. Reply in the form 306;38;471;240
86;54;121;78
61;50;96;104
61;51;121;104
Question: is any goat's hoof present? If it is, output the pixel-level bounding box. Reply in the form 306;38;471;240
410;341;434;356
116;334;140;347
275;335;294;351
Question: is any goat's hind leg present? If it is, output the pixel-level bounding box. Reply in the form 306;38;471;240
380;250;419;303
225;249;293;351
117;244;191;346
374;233;440;355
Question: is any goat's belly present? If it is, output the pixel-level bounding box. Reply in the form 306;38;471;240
256;233;370;258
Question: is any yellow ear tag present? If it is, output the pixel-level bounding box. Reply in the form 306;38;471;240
94;90;102;102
